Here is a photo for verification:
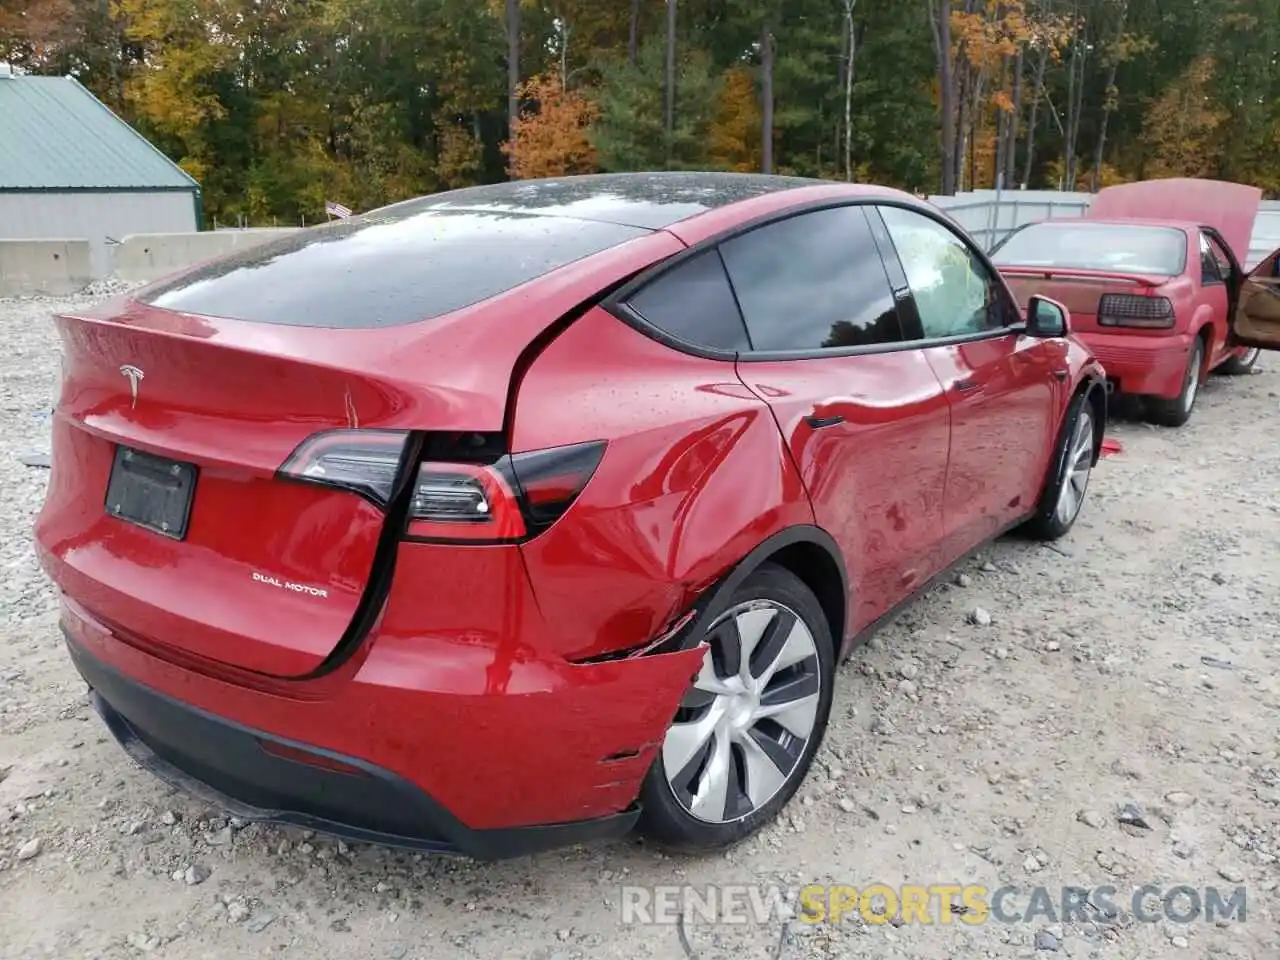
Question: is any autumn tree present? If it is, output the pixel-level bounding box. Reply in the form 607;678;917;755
707;67;762;172
1208;0;1280;195
503;71;599;179
7;0;1280;223
950;0;1033;190
1141;55;1225;179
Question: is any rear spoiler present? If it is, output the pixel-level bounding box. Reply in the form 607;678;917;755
997;266;1162;287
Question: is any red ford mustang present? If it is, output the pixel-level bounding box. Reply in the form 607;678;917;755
38;173;1115;859
992;178;1280;426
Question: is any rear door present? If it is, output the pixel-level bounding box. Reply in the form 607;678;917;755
875;204;1063;558
1230;247;1280;351
718;204;953;632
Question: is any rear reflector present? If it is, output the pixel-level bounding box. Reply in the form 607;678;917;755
257;739;370;777
278;430;604;543
1097;294;1175;328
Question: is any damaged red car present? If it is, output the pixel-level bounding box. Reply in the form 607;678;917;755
38;173;1118;859
992;178;1280;426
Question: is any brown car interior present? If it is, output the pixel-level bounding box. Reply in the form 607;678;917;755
1235;249;1280;346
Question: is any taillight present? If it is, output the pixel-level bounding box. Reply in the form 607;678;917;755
279;430;604;544
504;441;609;529
277;429;408;506
406;461;528;542
1097;294;1175;328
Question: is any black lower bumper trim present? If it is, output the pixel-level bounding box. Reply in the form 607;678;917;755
65;632;639;860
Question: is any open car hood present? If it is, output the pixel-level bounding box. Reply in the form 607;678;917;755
1086;178;1261;264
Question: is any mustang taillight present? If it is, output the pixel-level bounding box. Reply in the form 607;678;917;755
1097;294;1176;328
279;429;605;543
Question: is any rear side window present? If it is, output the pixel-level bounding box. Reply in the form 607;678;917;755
141;208;651;327
718;205;902;351
1199;235;1223;284
625;249;750;351
1202;232;1232;283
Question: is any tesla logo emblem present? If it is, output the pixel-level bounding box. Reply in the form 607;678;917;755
119;364;144;407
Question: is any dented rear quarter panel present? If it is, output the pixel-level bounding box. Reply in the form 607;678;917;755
511;308;813;664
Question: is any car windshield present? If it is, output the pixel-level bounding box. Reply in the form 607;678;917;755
991;222;1187;276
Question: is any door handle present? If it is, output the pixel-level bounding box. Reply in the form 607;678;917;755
805;414;845;429
1051;370;1068;382
953;379;979;392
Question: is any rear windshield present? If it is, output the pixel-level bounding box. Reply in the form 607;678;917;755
141;206;650;327
991;222;1188;276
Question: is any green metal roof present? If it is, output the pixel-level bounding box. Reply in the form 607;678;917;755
0;75;198;191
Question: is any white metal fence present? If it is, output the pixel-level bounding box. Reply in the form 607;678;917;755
929;190;1090;251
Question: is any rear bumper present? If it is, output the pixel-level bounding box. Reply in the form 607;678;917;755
59;594;703;857
1076;331;1193;399
69;633;635;858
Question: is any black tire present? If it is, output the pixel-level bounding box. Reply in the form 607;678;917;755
1145;338;1204;427
636;562;835;853
1217;346;1260;376
1023;390;1097;541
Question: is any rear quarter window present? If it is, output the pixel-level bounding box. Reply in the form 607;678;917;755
140;208;651;327
623;249;751;352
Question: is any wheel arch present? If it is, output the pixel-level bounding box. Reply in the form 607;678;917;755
1188;308;1216;368
684;526;849;660
1078;373;1108;465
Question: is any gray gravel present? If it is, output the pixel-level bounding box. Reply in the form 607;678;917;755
1;290;1278;959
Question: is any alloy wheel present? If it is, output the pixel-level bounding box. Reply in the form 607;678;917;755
1181;344;1202;416
662;600;822;824
1054;409;1094;527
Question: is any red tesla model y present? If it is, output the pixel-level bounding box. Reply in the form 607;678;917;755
37;173;1110;859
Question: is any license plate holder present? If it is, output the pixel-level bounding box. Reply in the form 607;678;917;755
104;446;197;540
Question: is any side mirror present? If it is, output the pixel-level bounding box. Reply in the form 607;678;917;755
1027;295;1069;338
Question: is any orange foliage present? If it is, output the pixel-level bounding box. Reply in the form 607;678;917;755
436;121;484;190
952;1;1031;72
946;0;1076;189
972;122;998;188
502;71;599;180
0;0;77;60
707;67;761;173
1141;55;1226;179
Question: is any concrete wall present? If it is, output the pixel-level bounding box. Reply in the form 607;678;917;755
112;227;301;283
0;190;197;277
0;239;92;295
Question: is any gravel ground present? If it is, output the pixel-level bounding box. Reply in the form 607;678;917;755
1;289;1278;960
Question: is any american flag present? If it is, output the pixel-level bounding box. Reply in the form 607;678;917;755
325;200;353;219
